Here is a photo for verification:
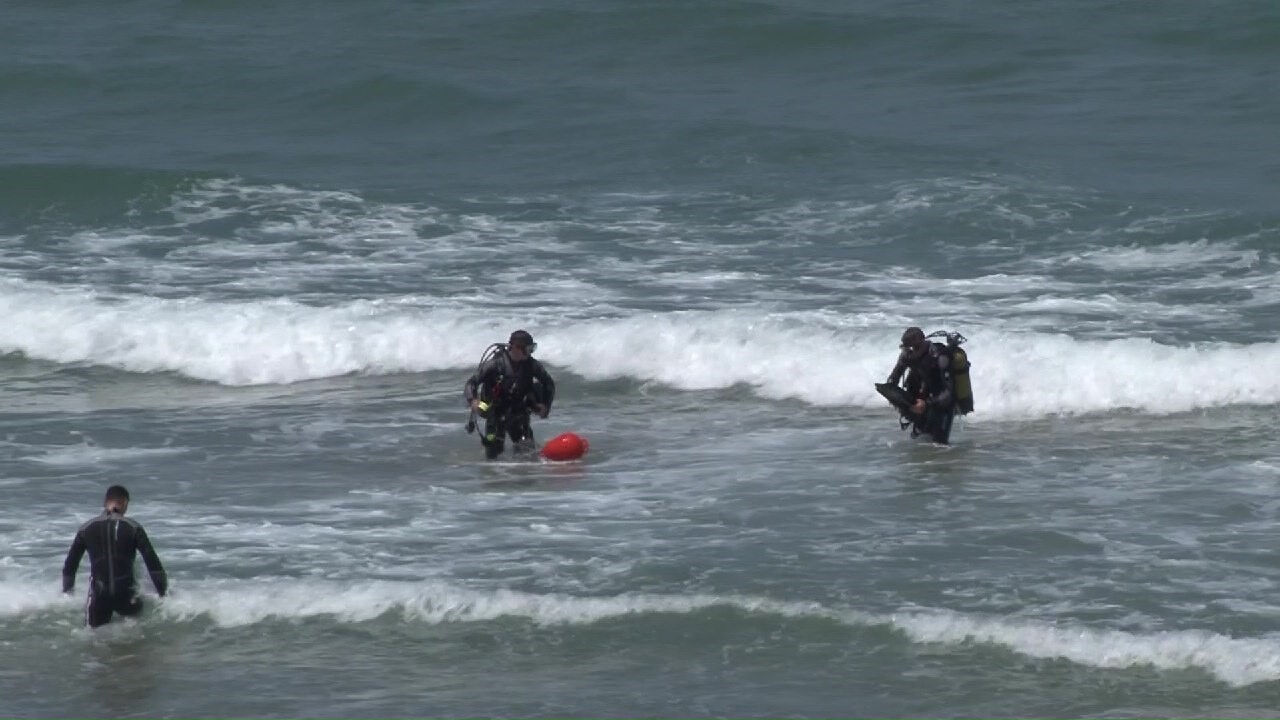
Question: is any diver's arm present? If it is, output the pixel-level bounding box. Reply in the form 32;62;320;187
886;352;909;385
535;362;556;413
62;532;86;593
136;527;168;597
463;359;499;405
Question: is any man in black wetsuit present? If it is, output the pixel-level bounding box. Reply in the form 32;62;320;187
63;485;168;628
885;326;957;444
464;329;557;459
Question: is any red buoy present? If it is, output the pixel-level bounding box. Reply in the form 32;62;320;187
540;432;589;461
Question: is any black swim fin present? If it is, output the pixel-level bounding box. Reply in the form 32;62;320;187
875;382;919;418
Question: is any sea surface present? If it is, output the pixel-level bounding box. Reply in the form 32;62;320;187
2;1;1279;717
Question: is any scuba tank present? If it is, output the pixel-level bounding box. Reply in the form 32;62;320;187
928;330;974;415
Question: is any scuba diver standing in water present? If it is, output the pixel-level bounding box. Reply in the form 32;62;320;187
877;326;972;444
464;330;556;459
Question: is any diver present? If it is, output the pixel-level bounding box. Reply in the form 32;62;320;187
62;485;169;628
883;326;958;444
464;329;556;459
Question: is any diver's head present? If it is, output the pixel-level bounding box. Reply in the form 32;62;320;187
507;330;536;360
103;485;130;514
900;326;927;358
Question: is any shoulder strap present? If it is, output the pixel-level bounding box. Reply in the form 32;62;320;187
496;349;514;378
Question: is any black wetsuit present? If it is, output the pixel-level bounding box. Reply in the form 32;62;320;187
62;510;168;628
464;350;556;459
886;342;956;444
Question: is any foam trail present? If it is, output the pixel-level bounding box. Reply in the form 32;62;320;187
157;583;1280;687
8;578;1278;687
891;609;1280;688
1036;239;1262;272
149;579;827;627
27;443;188;467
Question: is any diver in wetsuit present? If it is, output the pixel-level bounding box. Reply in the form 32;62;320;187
464;330;556;459
62;485;168;628
885;326;957;444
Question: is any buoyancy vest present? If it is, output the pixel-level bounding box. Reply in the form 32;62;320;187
479;351;547;414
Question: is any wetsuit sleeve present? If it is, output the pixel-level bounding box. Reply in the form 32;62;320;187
886;351;910;385
534;361;555;410
135;526;168;597
62;531;86;593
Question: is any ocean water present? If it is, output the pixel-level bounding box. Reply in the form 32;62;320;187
2;1;1279;717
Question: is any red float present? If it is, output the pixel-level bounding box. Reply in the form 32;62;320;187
540;432;589;461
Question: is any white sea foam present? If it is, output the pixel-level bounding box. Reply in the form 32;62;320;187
1068;240;1262;272
0;279;482;385
1010;238;1264;274
889;609;1280;688
26;441;188;467
1;279;1277;417
6;577;1277;687
0;578;78;616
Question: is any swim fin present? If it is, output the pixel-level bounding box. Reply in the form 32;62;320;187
875;382;920;418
